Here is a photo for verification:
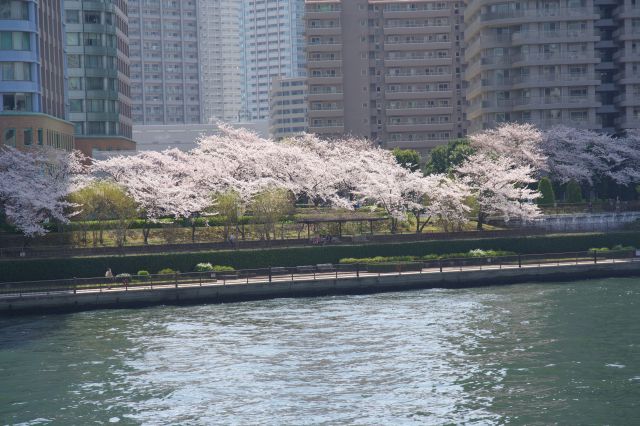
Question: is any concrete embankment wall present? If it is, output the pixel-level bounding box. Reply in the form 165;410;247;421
2;262;640;316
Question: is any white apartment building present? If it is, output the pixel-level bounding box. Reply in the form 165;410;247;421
241;0;306;122
128;0;202;125
198;0;244;123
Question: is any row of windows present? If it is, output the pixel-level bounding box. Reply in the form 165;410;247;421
2;127;73;151
70;99;118;113
0;62;31;81
66;32;116;48
1;93;33;112
0;31;30;50
0;0;28;20
65;10;114;26
68;76;118;91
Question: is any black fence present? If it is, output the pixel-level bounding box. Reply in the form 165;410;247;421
1;249;636;298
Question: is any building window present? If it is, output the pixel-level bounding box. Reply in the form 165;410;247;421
84;33;101;47
68;77;82;90
86;77;103;90
1;62;31;80
84;55;102;68
87;121;105;135
2;93;32;111
23;128;32;146
0;0;29;20
70;99;83;112
84;11;101;24
3;128;15;147
65;10;79;24
37;128;43;145
67;54;81;68
66;32;80;46
0;31;29;50
72;122;84;135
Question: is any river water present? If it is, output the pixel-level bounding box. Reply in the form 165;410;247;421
1;278;640;425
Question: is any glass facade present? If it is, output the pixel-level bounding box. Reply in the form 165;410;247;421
64;0;132;139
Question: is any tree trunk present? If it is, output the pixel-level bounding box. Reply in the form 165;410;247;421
477;212;486;230
142;222;150;245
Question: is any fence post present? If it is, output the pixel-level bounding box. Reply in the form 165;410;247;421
73;277;77;294
439;259;443;273
175;273;178;288
356;264;360;279
269;267;272;283
594;250;597;264
518;254;521;268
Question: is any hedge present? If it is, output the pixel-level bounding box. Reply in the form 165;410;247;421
2;231;640;282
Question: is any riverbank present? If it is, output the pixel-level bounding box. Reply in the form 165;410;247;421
2;258;640;315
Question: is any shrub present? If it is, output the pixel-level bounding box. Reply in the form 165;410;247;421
137;270;149;276
158;268;176;275
590;245;635;253
565;180;583;203
211;265;235;272
537;177;556;206
194;262;214;272
341;250;516;264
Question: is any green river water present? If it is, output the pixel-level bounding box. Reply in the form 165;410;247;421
1;277;640;425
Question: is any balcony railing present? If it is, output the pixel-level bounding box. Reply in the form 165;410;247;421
481;6;593;22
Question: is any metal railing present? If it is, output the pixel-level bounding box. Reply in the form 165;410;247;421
1;250;636;298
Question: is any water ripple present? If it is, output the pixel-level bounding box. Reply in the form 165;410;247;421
1;278;640;424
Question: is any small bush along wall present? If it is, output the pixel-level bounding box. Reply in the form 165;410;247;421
2;231;639;282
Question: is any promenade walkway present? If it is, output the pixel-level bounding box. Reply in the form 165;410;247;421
1;255;636;301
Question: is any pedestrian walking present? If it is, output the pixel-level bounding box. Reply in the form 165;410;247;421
105;268;114;289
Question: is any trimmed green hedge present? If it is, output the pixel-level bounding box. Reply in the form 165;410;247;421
2;231;640;282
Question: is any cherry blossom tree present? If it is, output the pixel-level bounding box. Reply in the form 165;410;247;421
542;126;640;191
417;174;471;233
93;149;213;243
470;123;547;171
0;146;86;238
456;153;541;230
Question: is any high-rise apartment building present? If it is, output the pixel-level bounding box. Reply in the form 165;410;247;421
198;0;243;123
64;0;135;157
305;0;466;153
0;0;75;151
127;0;201;125
241;0;306;122
464;0;640;135
269;76;307;139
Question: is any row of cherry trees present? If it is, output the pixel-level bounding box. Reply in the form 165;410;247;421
2;123;639;239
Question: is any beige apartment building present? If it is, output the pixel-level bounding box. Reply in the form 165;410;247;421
305;0;466;153
464;0;640;134
269;76;308;139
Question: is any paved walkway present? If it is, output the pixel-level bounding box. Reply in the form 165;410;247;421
1;258;635;300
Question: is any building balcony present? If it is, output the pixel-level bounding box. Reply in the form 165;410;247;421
306;26;342;36
308;125;344;134
480;6;595;23
385;106;453;116
384;57;452;67
382;9;450;19
511;30;598;45
384;90;453;100
384;74;451;84
308;92;343;102
386;123;453;132
384;40;451;49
